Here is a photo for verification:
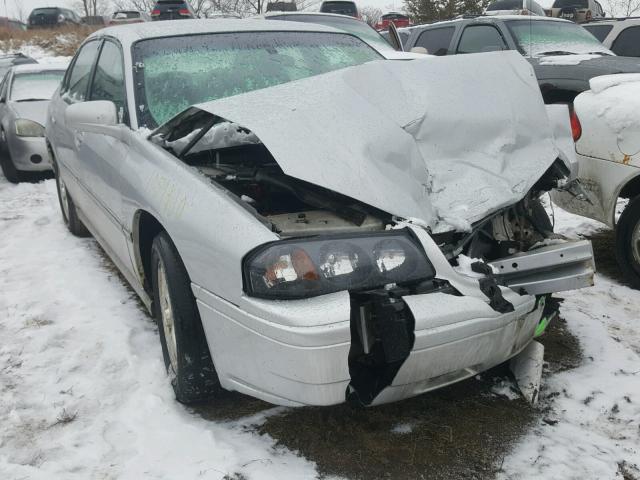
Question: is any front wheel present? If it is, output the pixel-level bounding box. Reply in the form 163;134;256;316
0;129;20;183
151;231;220;403
615;195;640;289
53;161;90;237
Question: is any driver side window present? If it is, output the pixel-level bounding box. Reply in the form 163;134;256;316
63;40;101;102
89;40;128;125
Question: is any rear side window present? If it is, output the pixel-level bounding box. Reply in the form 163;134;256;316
611;26;640;57
65;41;101;101
583;24;613;42
415;27;455;56
90;41;127;122
457;25;507;54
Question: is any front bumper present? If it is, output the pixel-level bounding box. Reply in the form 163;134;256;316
193;229;594;407
6;134;51;172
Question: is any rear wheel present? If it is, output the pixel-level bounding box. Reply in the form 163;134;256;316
52;159;90;237
615;196;640;289
0;129;20;183
151;231;220;403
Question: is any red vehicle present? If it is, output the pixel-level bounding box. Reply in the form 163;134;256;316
376;12;410;30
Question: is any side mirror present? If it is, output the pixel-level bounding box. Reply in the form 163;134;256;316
387;22;404;52
65;100;125;140
410;47;429;55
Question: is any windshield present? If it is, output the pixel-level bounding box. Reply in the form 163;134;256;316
487;0;522;10
10;71;64;101
30;8;59;16
320;2;357;16
113;11;140;19
506;20;613;56
552;0;588;8
269;14;394;51
134;31;382;128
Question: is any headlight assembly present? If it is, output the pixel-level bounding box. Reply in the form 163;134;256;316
15;119;45;138
243;229;435;299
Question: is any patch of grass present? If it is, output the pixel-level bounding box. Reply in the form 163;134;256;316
0;26;96;56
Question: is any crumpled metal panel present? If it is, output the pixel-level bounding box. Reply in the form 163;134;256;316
190;51;561;233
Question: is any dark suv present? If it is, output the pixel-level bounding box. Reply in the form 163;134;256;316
403;15;640;103
151;1;196;20
28;7;82;28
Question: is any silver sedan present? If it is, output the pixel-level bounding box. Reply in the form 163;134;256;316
0;64;65;182
47;20;594;407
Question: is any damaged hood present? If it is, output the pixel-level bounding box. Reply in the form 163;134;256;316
185;51;563;232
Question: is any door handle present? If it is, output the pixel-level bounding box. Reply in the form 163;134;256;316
74;131;84;149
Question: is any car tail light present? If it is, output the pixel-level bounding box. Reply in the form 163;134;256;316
151;9;160;16
570;107;582;142
179;8;190;15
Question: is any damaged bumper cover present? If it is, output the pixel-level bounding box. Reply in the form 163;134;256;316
193;229;594;407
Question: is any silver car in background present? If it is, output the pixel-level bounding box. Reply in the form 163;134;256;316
46;20;594;408
0;64;66;182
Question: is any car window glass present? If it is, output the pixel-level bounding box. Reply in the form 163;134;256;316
415;27;455;55
583;24;613;42
90;41;127;123
66;40;101;101
457;25;507;54
611;26;640;57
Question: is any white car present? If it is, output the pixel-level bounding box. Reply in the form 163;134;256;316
583;18;640;57
553;74;640;287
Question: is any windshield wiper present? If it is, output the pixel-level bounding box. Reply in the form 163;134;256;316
584;51;613;56
15;98;47;102
538;50;577;56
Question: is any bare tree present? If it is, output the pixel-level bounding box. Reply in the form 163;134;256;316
607;0;640;16
111;0;156;14
12;0;25;21
360;6;383;26
75;0;110;16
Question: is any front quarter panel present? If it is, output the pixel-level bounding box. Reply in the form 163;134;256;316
122;133;278;305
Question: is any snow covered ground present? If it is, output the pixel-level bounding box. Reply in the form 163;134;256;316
0;177;320;479
1;177;638;480
499;203;640;480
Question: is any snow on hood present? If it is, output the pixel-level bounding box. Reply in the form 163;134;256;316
538;54;603;66
184;52;561;233
9;100;49;127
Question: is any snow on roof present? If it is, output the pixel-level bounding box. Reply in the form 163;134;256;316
11;64;67;74
90;18;342;45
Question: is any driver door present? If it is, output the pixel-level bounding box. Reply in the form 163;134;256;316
76;39;136;278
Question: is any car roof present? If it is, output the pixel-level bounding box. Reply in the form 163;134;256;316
583;17;640;25
263;11;358;20
413;14;573;28
11;64;66;74
89;18;344;44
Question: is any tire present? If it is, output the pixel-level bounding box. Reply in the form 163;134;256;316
615;195;640;289
0;129;20;183
151;231;220;403
52;158;90;237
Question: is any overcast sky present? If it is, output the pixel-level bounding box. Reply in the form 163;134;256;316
4;0;615;20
